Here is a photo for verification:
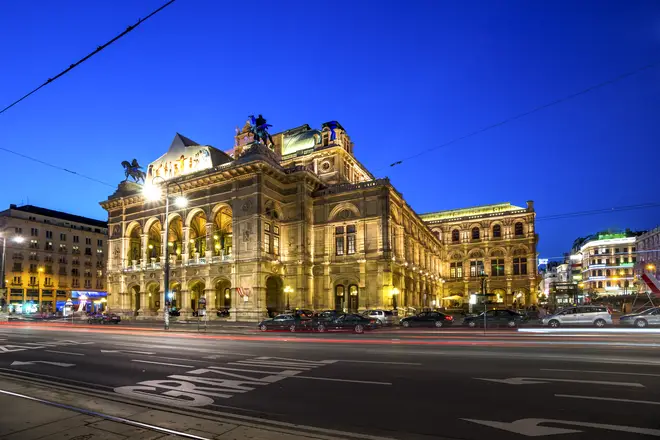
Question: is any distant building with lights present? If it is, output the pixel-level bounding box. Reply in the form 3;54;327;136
0;204;108;313
636;226;660;278
575;231;644;296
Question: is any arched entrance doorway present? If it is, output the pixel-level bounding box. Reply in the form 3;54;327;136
265;276;284;317
189;280;205;312
146;283;159;313
215;279;231;310
170;282;182;311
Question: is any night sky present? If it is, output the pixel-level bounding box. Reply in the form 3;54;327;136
1;0;659;260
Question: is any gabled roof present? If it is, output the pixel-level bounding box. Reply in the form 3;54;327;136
170;133;199;150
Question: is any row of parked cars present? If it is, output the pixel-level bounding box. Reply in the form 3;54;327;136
258;305;660;333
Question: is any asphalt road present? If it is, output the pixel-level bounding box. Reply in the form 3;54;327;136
0;323;659;439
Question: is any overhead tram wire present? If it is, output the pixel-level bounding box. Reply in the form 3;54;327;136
377;60;660;172
536;202;660;221
0;1;177;187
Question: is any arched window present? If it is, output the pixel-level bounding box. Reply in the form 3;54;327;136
348;285;359;313
472;227;480;240
597;270;603;277
451;230;460;242
335;285;345;311
492;224;502;238
432;230;440;240
606;269;611;276
514;222;524;236
598;281;603;288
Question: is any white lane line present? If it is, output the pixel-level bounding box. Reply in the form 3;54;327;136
45;350;85;356
557;394;660;406
287;376;391;385
543;368;660;378
333;359;421;366
519;328;660;334
229;361;314;370
131;359;194;368
150;356;209;363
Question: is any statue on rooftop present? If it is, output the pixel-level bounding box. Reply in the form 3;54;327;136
248;114;274;148
121;159;146;183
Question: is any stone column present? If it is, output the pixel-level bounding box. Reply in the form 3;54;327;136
180;289;191;316
205;223;214;261
182;226;190;265
141;233;148;267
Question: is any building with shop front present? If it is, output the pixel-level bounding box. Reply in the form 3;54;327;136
576;231;642;296
101;122;447;321
0;204;108;313
420;202;539;308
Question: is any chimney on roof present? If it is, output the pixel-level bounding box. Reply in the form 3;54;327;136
526;200;534;210
9;204;16;209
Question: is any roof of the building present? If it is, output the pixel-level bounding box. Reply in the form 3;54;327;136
419;202;526;222
6;204;107;229
170;133;200;149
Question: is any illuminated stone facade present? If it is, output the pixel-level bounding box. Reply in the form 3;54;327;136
101;122;445;321
420;203;539;307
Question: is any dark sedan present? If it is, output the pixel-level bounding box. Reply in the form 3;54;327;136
463;309;528;328
400;311;454;328
258;314;312;332
315;313;376;334
87;313;121;324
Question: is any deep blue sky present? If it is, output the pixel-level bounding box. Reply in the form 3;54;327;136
1;0;659;259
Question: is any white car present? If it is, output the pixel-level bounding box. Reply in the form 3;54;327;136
362;309;395;326
542;306;612;328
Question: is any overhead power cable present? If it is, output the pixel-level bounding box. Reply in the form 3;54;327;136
0;1;177;187
536;202;660;221
379;60;659;171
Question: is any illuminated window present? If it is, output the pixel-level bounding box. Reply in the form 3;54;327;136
451;230;460;242
492;225;501;238
470;260;484;277
263;222;280;255
514;222;524;236
450;262;463;278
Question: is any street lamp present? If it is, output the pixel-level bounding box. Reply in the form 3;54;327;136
647;264;656;272
391;287;400;310
0;234;25;312
284;285;293;311
143;177;187;330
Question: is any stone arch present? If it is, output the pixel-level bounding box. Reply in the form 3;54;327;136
491;221;504;239
329;202;361;222
169;281;183;310
391;205;401;225
469;223;482;240
145;281;159;312
187;278;206;311
125;221;142;238
489;248;507;258
212;276;232;310
332;277;360;313
167;213;184;259
184;207;208;228
449;251;464;261
511;246;529;256
212;204;233;257
468;249;484;259
187;210;207;257
126;222;142;262
143;217;161;235
146;219;162;260
431;227;442;241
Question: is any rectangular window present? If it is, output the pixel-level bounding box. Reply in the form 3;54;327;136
85;237;91;245
31;228;39;237
60;233;66;241
273;226;279;235
45;241;53;251
623;257;629;263
615;248;620;253
71;268;79;276
46;231;52;239
73;235;79;243
29;276;37;285
264;233;270;253
273;236;279;255
450;262;463;279
470;260;484;277
12;263;22;272
605;258;610;265
84;247;92;256
513;258;528;275
44;277;52;286
335;236;344;256
72;246;79;254
84;280;91;289
97;248;103;254
264;223;271;233
491;259;505;276
615;257;620;265
14;227;22;234
29;239;38;249
347;234;356;255
623;247;628;253
12;276;21;284
97;239;103;247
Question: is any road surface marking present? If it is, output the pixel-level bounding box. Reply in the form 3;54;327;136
287;376;391;385
151;356;208;363
131;359;194;368
45;350;85;356
463;417;660;437
11;360;75;367
253;356;335;365
333;360;421;365
102;349;155;355
519;328;660;334
557;394;660;405
197;366;301;376
229;361;314;370
542;368;660;378
475;377;644;387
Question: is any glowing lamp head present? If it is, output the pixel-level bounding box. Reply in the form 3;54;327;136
174;196;188;208
12;236;25;244
143;184;162;201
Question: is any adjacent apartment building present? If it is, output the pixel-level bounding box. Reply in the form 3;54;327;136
0;204;108;313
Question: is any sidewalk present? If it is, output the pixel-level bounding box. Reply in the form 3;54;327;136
0;378;354;440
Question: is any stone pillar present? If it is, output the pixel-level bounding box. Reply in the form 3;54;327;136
182;227;190;265
141;234;149;266
204;288;216;319
180;289;191;315
205;223;214;261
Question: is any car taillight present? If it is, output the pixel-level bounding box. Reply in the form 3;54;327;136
445;315;454;321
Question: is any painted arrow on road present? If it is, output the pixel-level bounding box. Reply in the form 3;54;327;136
11;361;75;367
474;377;644;387
100;350;155;355
463;418;660;437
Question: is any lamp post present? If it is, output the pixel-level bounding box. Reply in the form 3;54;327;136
143;177;187;330
284;285;293;311
0;234;25;313
480;271;488;333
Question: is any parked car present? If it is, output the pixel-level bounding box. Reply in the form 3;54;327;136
169;309;181;317
258;314;312;332
400;311;454;328
87;313;121;324
362;309;395;326
293;309;315;318
541;305;612;328
313;310;343;324
316;313;376;334
464;309;528;328
619;307;660;328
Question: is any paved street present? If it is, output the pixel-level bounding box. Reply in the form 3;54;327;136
1;323;660;439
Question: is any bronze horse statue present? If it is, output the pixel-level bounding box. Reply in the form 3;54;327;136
121;159;146;183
